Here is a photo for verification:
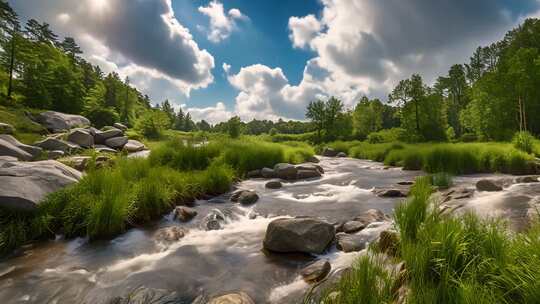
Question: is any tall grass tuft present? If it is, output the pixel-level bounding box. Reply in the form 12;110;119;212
512;131;535;154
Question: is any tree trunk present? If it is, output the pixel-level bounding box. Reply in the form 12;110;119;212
7;37;15;99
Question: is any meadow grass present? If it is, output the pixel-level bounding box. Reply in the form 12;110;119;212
0;105;46;144
319;176;540;304
329;141;536;175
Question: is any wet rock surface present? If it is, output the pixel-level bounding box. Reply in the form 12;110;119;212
263;218;335;254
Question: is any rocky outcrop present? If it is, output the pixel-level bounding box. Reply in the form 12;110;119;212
274;163;298;180
34;137;80;152
67;129;94;148
263;218;335;254
0;138;33;161
37;111;90;132
301;259;331;283
174;206;198;222
207;292;255;304
0;123;14;134
0;135;42;159
105;136;128;149
94;128;123;144
123;139;146;152
476;179;503;192
0;159;82;211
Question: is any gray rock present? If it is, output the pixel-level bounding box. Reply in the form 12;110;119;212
274;163;298;180
263;218;335;254
94;145;118;153
476;179;503;192
238;190;259;205
85;127;100;136
337;152;347;158
34;137;80;152
0;138;33;161
173;206;198;222
0;135;42;159
353;209;386;225
397;181;414;186
247;169;261;178
105;136;128;149
94;128;123;144
265;181;283;189
67;129;94;148
261;167;275;178
154;226;187;242
0;123;14;134
207;292;255;304
206;220;222;231
307;156;320;163
515;176;539;184
63;156;91;171
0;160;82;211
37;111;90;132
296;169;322;179
123;139;145;152
376;189;408;198
322;147;338;157
301;259;331;282
336;233;369;253
342;221;366;233
0;156;18;164
47;150;65;160
113;122;128;131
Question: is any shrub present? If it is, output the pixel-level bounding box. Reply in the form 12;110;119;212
84;107;119;129
136;110;170;139
512;131;535;154
367;128;407;143
431;172;453;189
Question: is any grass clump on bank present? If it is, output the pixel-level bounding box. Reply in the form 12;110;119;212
327;141;536;175
319;176;540;304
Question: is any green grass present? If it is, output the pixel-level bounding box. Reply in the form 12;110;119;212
329;141;536;175
430;172;453;189
319;176;540;304
0;105;46;144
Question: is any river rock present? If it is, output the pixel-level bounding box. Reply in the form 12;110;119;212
246;169;261;178
0;138;33;161
376;189;408;197
154;226;187;242
322;147;338;157
174;206;198;222
476;179;503;192
301;259;331;282
397;181;414;186
296;164;324;174
265;180;282;189
307;156;320;163
0;159;82;211
94;128;123;144
105;136;128;149
238;190;259;205
337;152;347;158
0;123;14;134
67;129;94;148
274;163;298;180
336;233;369;253
515;176;539;184
123;139;145;152
34;137;80;152
261;167;275;178
207;292;255;304
113;122;128;131
263;218;335;254
296;169;322;179
342;221;366;233
37;111;90;132
353;209;386;225
0;135;42;159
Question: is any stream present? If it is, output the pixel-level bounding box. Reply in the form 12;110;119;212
0;157;537;303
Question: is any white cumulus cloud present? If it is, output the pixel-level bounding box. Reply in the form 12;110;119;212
198;0;248;43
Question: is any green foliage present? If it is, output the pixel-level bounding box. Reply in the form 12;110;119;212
512;131;535;154
84;107;119;129
149;139;221;171
226;116;242;138
367;128;407;143
136;110;170;139
430;172;453;189
0;105;45;143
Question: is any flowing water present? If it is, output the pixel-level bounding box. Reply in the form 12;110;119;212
0;157;537;303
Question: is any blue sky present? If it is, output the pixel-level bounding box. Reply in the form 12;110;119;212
10;0;540;123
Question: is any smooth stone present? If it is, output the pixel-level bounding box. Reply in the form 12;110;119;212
301;259;331;282
67;129;94;148
123;139;145;152
307;155;320;163
173;206;198;222
263;218;335;254
265;181;283;189
296;169;322;179
238;190;259;205
515;176;539;184
377;189;408;197
397;181;414;186
105;136;128;149
261;167;275;178
274;163;298;180
34;137;80;152
337;152;347;158
207;292;255;304
0;135;42;159
154;226;187;242
336;233;369;253
246;169;261;178
0;122;14;134
0;160;82;211
476;179;503;192
0;138;33;161
353;209;387;225
94;128;123;144
322;147;338;157
37;111;90;132
113;122;128;131
342;221;366;233
296;164;324;174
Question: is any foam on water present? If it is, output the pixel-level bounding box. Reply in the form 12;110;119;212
275;182;373;204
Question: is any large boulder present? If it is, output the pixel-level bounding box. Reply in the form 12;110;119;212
476;179;503;192
105;136;128;149
37;111;90;132
207;292;255;304
296;169;322;179
0;135;42;159
261;167;275;178
34;137;80;152
94;128;123;144
0;138;33;161
263;218;335;254
67;129;94;148
274;163;298;180
0;160;82;211
238;190;259;205
0;123;14;134
322;147;338;157
123;139;146;153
